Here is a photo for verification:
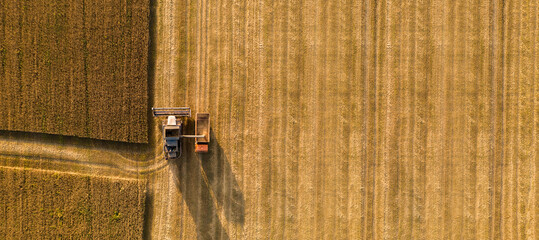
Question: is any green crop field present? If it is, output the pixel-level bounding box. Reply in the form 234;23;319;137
0;0;149;143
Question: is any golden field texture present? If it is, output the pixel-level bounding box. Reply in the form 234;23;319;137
0;0;149;143
147;0;536;239
0;167;146;239
0;0;536;239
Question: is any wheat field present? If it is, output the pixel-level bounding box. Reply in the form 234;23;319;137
148;0;537;239
0;0;536;239
0;0;149;143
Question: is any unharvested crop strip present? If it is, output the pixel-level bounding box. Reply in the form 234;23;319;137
0;166;146;238
0;0;148;143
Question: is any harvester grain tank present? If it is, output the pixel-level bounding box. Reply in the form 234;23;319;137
195;113;210;152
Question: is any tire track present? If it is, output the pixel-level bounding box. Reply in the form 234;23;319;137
516;1;534;238
491;1;505;238
215;1;234;238
0;141;168;174
347;1;365;238
335;0;350;238
296;1;317;238
314;0;328;238
241;1;259;238
475;1;493;238
451;1;466;238
399;0;415;238
463;1;479;237
230;0;247;237
269;1;287;238
386;0;402;237
502;1;519;238
257;2;274;238
373;0;387;238
284;0;301;238
364;1;377;238
253;1;268;238
277;0;289;238
0;165;143;182
527;2;539;239
441;0;456;238
325;1;339;237
206;0;221;239
425;0;444;238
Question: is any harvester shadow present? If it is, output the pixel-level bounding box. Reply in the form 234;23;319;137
169;128;245;240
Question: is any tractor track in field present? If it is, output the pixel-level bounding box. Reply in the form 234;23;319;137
0;165;145;182
0;139;170;177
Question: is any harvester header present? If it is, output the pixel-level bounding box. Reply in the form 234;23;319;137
152;107;191;117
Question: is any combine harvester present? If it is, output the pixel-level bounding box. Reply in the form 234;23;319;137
152;107;210;159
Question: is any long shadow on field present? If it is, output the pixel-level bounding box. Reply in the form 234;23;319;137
0;130;151;154
169;127;245;240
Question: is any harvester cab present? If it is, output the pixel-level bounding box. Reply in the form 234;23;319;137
152;107;210;159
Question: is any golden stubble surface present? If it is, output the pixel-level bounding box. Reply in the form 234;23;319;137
155;0;537;239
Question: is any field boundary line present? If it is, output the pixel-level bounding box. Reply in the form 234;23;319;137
0;165;144;182
0;148;169;175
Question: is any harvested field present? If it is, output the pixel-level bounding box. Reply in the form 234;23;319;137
0;0;149;143
146;0;538;239
0;166;146;239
